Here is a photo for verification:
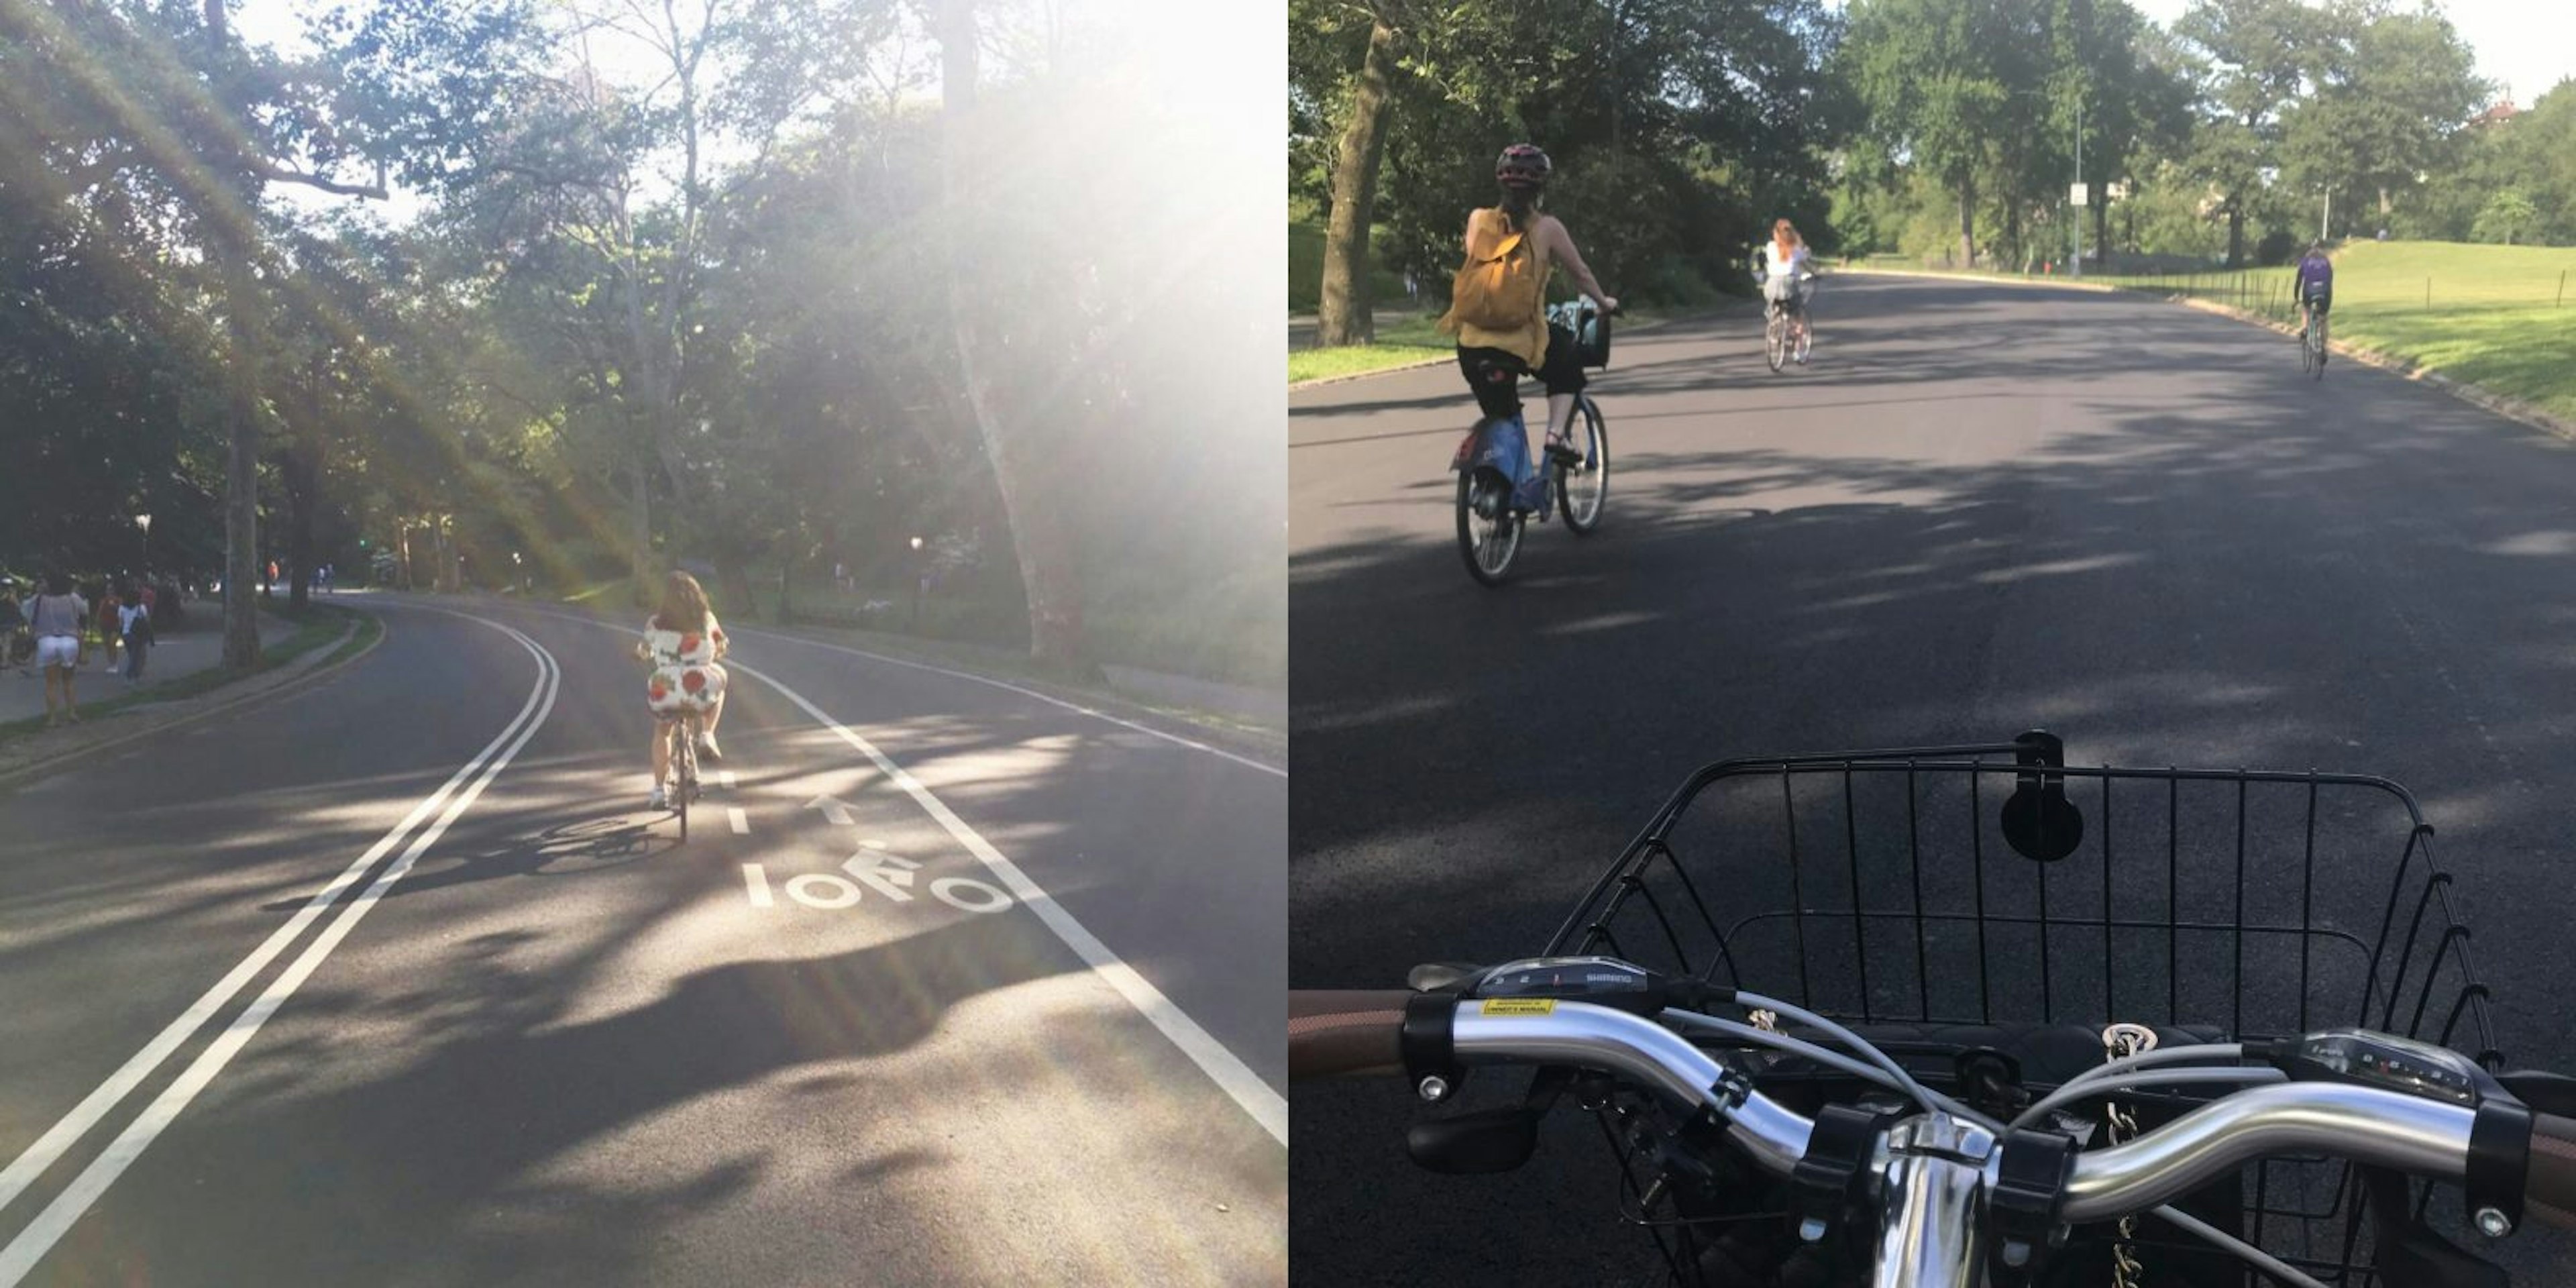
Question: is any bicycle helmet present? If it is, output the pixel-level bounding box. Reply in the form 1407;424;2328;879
1496;144;1552;191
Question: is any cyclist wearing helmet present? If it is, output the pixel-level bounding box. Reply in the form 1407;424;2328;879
2294;241;2333;364
1441;143;1618;512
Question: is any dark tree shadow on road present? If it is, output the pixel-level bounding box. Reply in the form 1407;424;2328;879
1288;275;2576;1287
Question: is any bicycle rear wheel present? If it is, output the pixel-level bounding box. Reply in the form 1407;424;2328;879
668;718;693;841
1764;310;1787;372
2312;314;2328;380
1558;397;1609;535
1456;467;1523;586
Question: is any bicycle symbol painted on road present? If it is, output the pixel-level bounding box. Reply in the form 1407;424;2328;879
740;841;1014;914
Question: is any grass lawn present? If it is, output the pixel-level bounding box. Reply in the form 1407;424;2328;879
1288;311;1453;384
2098;241;2576;423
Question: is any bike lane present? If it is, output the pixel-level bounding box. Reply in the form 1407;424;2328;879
2;599;1283;1286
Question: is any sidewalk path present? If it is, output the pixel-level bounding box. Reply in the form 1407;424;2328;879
0;602;296;724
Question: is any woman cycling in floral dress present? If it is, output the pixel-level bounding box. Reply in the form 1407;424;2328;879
635;571;729;808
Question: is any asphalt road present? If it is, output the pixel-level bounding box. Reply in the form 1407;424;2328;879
1289;274;2576;1284
0;594;1283;1285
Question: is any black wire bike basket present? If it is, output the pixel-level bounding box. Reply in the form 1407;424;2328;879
1542;731;2500;1285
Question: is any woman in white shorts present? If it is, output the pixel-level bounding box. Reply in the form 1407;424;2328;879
23;572;89;727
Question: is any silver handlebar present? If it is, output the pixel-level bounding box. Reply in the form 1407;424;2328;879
1448;1001;2478;1222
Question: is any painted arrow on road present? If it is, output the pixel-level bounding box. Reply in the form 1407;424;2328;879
804;794;857;826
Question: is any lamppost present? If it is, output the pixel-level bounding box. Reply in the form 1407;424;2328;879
910;536;926;632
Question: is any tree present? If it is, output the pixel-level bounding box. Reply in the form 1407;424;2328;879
2278;1;2483;236
2472;188;2538;245
1307;2;1399;347
1842;0;2015;266
2174;0;2314;265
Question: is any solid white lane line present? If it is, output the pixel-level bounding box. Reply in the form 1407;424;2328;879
728;808;750;835
490;599;1281;779
735;662;1287;1147
729;627;1284;779
0;618;555;1224
0;628;561;1284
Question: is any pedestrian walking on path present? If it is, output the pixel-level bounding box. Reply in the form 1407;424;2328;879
23;572;88;727
90;581;122;676
119;584;152;681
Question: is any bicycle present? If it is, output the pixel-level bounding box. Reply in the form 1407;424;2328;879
1759;267;1813;373
1291;731;2574;1287
2300;297;2330;381
1452;299;1615;587
657;711;703;840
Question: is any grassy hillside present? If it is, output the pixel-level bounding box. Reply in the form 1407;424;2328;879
2105;240;2576;423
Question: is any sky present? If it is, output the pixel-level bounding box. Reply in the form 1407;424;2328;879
2131;0;2573;107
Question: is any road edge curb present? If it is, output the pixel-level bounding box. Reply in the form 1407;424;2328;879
0;610;384;790
2167;294;2576;443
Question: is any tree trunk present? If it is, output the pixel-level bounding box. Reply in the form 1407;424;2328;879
939;0;1086;671
284;447;315;610
2093;193;2108;268
1957;178;1978;268
2226;201;2245;269
628;455;655;604
217;253;264;667
712;554;757;624
1316;15;1397;348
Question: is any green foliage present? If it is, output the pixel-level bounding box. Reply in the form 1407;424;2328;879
1293;0;1845;311
2472;190;2541;246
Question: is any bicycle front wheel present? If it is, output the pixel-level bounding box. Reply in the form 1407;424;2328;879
1456;468;1523;586
1558;398;1609;535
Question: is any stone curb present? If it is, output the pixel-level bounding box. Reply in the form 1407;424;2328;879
0;612;380;790
2167;294;2576;443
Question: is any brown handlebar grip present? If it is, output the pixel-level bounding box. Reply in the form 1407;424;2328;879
2528;1113;2576;1228
1288;990;1415;1081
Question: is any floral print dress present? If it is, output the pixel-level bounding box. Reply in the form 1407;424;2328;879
643;613;728;716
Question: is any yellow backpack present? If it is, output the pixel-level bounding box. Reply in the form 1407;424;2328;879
1438;209;1544;334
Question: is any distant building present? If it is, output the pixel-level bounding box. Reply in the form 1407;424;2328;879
2470;98;2522;129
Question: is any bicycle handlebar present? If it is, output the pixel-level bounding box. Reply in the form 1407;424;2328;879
1289;993;2528;1228
1287;990;1411;1080
2529;1113;2576;1228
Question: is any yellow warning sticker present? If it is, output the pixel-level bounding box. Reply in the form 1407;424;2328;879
1480;998;1558;1016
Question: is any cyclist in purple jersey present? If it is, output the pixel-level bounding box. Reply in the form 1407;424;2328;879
2294;242;2334;365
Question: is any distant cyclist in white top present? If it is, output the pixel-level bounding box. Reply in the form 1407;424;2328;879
1759;219;1818;364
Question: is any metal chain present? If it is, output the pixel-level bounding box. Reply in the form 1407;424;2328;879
2102;1023;2159;1288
